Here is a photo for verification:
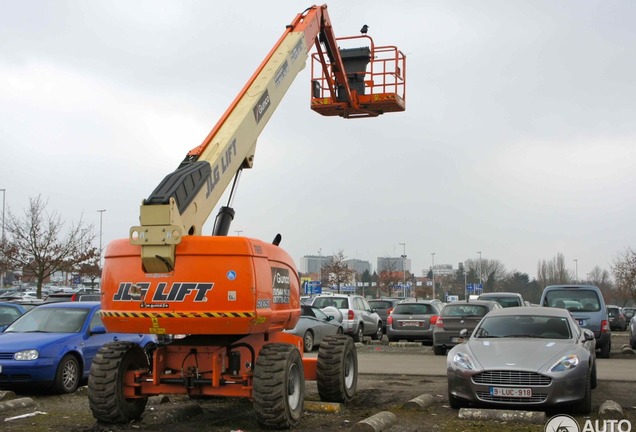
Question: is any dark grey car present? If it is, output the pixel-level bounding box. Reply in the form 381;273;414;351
432;300;501;355
386;300;442;344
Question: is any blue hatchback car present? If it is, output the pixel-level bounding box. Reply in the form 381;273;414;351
0;301;156;393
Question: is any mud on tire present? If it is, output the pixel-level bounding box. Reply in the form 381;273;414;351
317;335;357;403
88;341;149;424
253;343;305;429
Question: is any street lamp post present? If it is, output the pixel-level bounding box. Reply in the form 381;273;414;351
431;252;436;299
234;230;243;236
574;259;578;282
464;266;468;301
0;189;5;289
399;242;406;297
477;251;482;289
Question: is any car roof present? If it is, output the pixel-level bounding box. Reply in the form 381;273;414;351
544;284;600;290
482;306;570;318
443;300;499;307
479;292;521;297
36;301;100;310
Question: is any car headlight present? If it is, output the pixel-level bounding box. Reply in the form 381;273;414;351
550;354;579;372
14;350;39;361
452;352;476;370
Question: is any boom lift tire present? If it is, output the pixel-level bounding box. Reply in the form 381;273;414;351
316;335;357;403
253;343;305;429
88;341;150;424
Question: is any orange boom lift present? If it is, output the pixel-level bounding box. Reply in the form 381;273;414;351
89;4;405;429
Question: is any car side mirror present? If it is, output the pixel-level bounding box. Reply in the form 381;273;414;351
459;328;468;338
326;315;334;322
582;329;595;341
90;325;107;335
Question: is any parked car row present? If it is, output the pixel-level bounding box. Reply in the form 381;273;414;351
0;301;157;394
445;284;620;415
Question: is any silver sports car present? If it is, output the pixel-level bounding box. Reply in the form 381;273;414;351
447;306;596;414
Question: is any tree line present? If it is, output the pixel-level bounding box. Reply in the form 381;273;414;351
316;251;636;306
2;196;636;307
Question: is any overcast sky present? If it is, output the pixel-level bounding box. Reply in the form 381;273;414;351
1;1;635;279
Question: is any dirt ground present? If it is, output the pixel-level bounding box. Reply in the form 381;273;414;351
1;336;635;432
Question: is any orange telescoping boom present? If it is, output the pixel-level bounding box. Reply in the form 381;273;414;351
90;4;405;429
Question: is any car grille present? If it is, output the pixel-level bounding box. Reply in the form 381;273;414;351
0;352;14;360
476;391;547;403
0;374;32;383
472;371;551;386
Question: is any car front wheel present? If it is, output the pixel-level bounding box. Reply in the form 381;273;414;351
52;354;80;394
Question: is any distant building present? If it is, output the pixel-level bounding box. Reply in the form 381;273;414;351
345;259;371;275
377;256;411;273
300;255;331;274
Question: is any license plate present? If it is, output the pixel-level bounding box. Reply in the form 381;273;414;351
402;322;420;327
0;365;2;373
578;319;585;325
490;387;532;398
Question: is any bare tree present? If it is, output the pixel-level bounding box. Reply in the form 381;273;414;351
3;196;98;298
536;253;572;289
321;250;354;294
612;248;636;304
464;258;507;292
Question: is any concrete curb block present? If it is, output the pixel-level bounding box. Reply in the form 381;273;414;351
401;394;435;410
351;411;397;432
0;397;36;414
148;395;171;406
620;345;635;355
304;401;342;413
599;400;624;420
0;391;17;402
458;408;546;424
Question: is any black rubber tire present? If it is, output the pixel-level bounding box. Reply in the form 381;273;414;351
317;335;357;403
591;360;597;390
448;390;468;409
599;339;611;359
433;345;446;356
353;324;364;343
575;373;592;414
88;341;149;424
52;354;80;394
253;343;305;429
371;324;382;341
303;330;314;352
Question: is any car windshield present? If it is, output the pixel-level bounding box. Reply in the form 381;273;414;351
393;304;433;315
312;297;348;309
480;296;521;308
368;300;393;309
443;304;488;317
5;307;89;333
544;289;601;312
474;315;572;339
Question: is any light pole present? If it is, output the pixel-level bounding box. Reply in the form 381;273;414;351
574;259;578;282
464;266;468;301
431;252;436;299
399;242;406;296
317;248;322;287
477;251;482;289
0;189;5;289
234;230;243;236
97;210;106;270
